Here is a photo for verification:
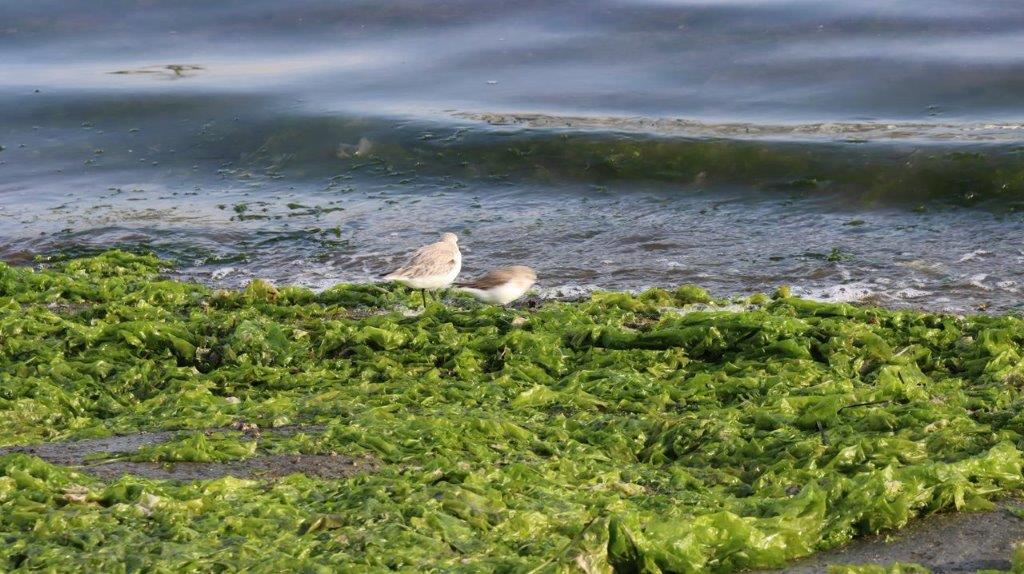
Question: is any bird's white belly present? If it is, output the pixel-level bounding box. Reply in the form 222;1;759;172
402;274;452;290
464;282;529;304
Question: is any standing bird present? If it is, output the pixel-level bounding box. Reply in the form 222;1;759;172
383;232;462;307
456;266;537;305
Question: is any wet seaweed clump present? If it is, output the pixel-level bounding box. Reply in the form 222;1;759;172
3;251;1024;571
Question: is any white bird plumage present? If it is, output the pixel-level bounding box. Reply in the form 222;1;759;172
456;265;537;305
383;232;462;305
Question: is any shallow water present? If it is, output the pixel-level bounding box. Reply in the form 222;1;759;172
3;0;1024;312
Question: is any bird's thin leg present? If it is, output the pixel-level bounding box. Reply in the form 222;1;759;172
421;289;427;308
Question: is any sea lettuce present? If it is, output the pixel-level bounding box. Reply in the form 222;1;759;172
2;251;1024;571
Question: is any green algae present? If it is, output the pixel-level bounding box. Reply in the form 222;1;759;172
120;432;258;463
218;115;1024;208
3;251;1024;571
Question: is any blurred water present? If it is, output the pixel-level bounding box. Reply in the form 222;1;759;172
2;0;1024;312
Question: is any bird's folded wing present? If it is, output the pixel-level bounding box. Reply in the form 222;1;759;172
458;268;516;289
394;242;457;277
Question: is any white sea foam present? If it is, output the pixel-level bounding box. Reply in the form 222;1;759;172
210;267;236;280
460;112;1024;143
996;280;1018;292
968;274;991;290
958;250;992;262
793;281;932;305
792;282;876;303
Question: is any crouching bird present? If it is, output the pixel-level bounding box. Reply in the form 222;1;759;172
383;232;462;307
456;266;537;305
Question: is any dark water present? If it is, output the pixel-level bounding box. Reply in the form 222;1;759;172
3;0;1024;312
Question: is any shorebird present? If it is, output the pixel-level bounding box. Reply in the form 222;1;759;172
383;232;462;307
455;266;537;305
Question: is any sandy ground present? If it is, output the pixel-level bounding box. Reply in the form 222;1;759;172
758;498;1024;573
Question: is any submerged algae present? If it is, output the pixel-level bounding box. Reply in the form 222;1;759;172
3;251;1024;571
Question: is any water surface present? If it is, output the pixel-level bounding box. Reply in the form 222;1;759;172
3;0;1024;312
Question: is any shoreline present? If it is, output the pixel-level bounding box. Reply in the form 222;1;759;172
7;249;1013;319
